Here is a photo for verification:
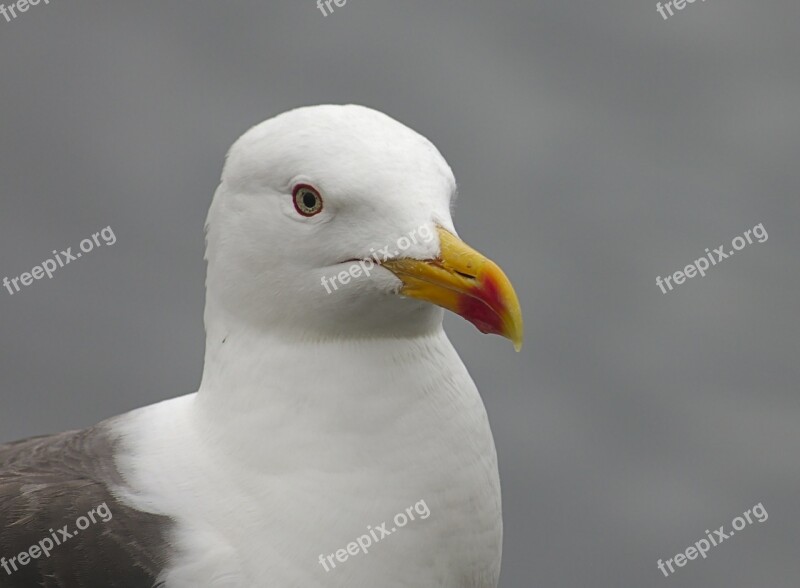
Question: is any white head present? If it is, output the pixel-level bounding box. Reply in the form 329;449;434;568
204;104;522;348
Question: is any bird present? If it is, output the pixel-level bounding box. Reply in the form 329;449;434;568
0;104;523;588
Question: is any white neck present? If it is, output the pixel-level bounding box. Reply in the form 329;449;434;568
193;298;471;473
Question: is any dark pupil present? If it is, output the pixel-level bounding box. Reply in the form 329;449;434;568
302;192;317;209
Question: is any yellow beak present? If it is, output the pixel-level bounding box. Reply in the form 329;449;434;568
382;226;524;351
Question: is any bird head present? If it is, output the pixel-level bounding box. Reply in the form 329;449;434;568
204;104;523;350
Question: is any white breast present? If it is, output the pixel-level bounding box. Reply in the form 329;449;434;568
112;330;502;588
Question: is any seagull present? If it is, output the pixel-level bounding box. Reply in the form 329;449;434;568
0;104;523;588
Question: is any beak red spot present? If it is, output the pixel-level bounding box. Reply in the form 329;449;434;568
457;274;506;336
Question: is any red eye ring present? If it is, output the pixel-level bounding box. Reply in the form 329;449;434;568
292;184;324;217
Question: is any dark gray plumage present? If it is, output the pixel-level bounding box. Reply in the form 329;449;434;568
0;424;173;587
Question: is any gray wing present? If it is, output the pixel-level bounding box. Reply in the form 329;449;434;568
0;424;173;587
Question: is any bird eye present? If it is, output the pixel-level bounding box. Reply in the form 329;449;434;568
293;185;323;217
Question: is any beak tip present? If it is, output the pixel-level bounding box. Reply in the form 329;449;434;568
506;319;524;352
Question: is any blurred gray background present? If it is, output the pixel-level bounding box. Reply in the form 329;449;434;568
1;1;798;586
